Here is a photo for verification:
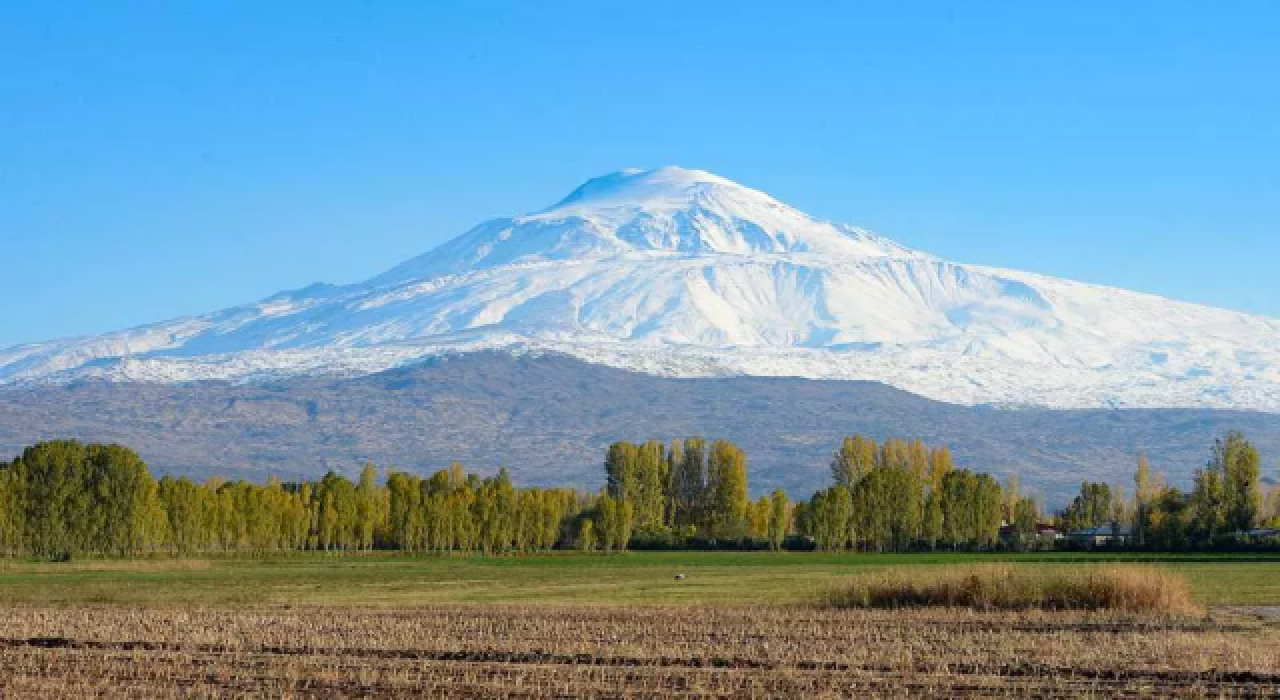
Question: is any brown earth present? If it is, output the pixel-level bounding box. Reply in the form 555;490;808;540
1;604;1277;698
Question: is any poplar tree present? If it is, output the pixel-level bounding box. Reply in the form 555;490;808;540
940;469;977;548
1003;473;1021;524
14;441;85;558
604;442;639;504
1264;485;1280;527
664;439;684;527
973;474;1004;547
852;462;922;551
878;439;909;471
706;440;748;537
907;440;930;487
577;518;596;551
1012;497;1039;550
670;438;706;528
1148;486;1193;549
1212;431;1261;532
635;440;667;530
1133;455;1154;546
0;467;23;556
830;436;876;489
747;496;771;539
921;489;943;550
356;463;380;551
768;489;789;549
596;493;634;552
929;447;954;492
605;441;666;531
1191;467;1226;541
386;472;421;551
807;485;852;551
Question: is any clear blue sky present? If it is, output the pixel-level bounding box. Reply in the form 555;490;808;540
2;2;1277;348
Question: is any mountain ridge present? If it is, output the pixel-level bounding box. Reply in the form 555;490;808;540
3;166;1279;411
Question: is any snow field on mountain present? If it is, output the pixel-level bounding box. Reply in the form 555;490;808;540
3;166;1278;411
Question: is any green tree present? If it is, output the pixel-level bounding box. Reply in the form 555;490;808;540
596;493;634;552
606;441;666;531
84;443;161;556
805;486;852;551
475;468;517;554
830;436;877;490
928;447;954;492
936;469;1001;549
1191;466;1227;542
1133;455;1157;547
747;496;771;539
604;442;639;504
663;439;684;527
670;438;706;529
705;440;748;537
768;489;789;550
1147;486;1193;549
635;440;667;530
0;466;24;556
1211;431;1261;533
1060;482;1115;534
577;517;596;552
356;463;380;551
1011;497;1039;551
972;474;1004;548
386;471;422;551
921;488;943;550
13;441;88;558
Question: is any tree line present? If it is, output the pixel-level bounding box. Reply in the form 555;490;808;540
601;439;788;549
0;441;594;558
791;437;1022;551
0;438;774;558
0;431;1275;559
1060;431;1280;549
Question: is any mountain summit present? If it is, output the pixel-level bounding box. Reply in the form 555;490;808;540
3;167;1279;410
374;166;911;283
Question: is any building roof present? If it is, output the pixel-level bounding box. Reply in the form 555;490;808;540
1067;525;1133;537
1232;528;1280;538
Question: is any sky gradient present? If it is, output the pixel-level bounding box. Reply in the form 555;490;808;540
2;2;1278;348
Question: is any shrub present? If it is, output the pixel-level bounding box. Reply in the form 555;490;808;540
824;563;1199;614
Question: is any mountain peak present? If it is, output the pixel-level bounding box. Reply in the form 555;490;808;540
535;166;780;224
374;167;914;283
542;166;750;214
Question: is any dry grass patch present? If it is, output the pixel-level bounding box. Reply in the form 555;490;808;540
825;563;1201;614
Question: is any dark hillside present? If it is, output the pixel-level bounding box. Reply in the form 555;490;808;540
1;352;1276;503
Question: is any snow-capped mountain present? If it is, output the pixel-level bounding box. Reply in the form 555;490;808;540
4;166;1280;410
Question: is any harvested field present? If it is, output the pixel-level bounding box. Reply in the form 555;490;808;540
2;604;1278;698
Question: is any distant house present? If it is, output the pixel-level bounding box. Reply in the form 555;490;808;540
998;523;1061;547
1066;524;1133;548
1228;528;1280;541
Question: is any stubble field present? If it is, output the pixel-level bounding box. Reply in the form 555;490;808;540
2;552;1278;698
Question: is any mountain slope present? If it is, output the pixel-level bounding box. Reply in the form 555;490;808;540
2;352;1276;502
3;166;1279;410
